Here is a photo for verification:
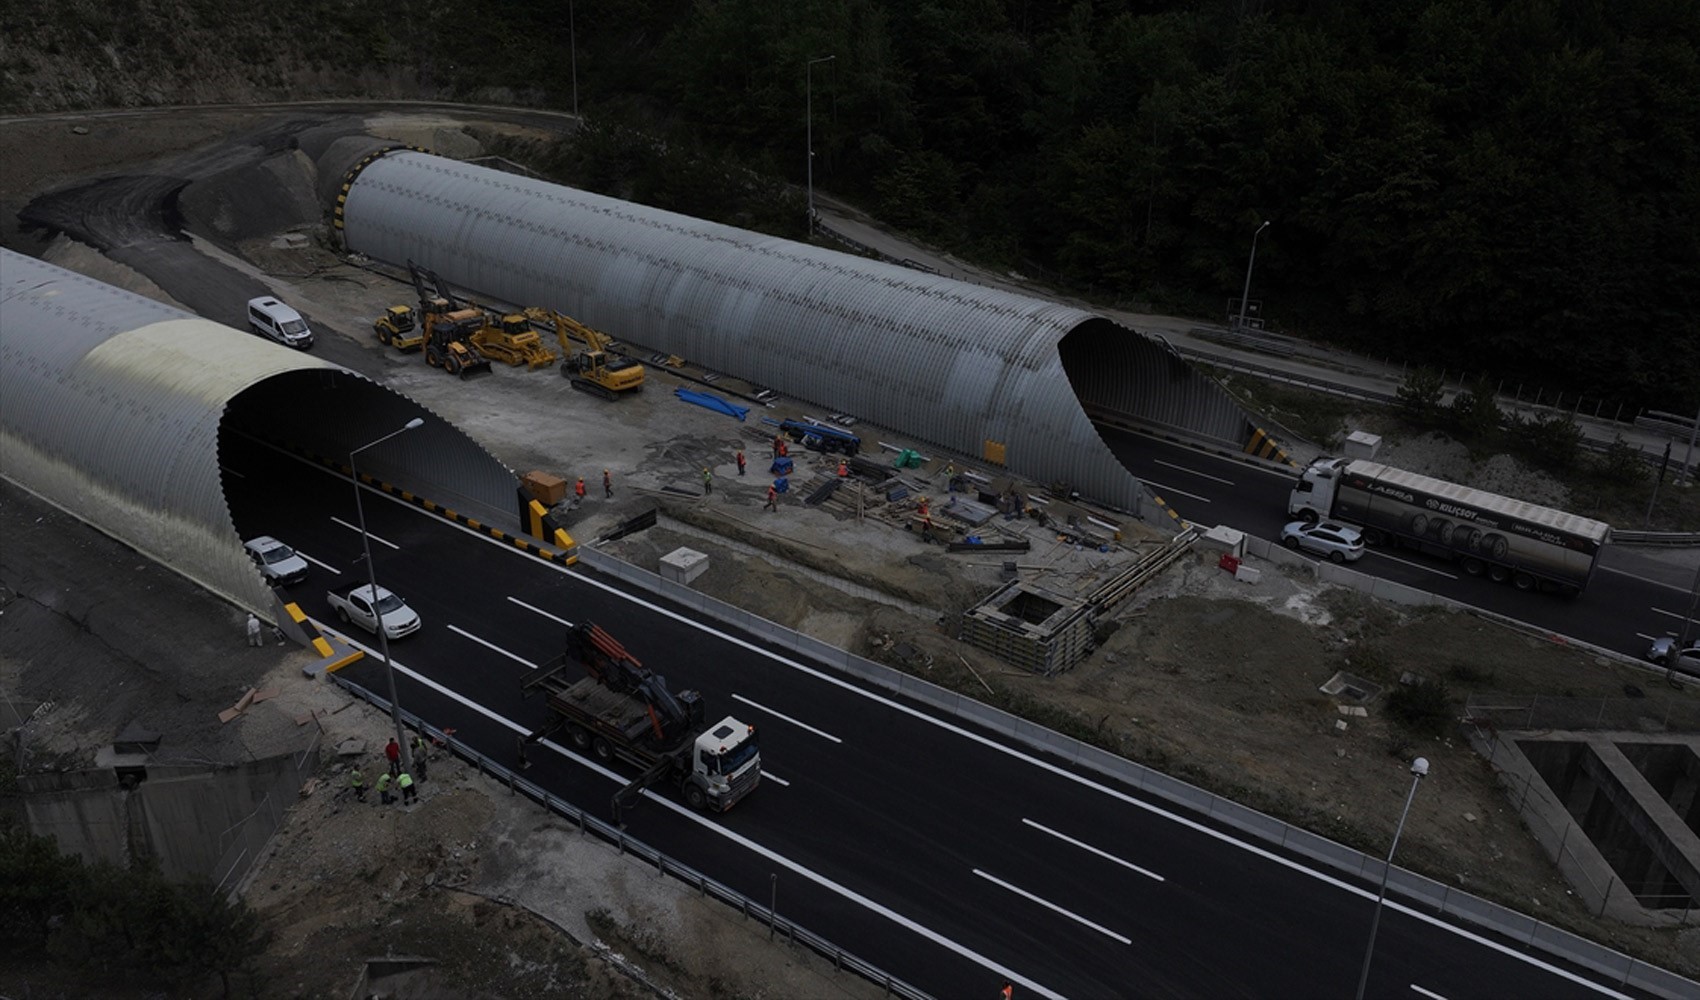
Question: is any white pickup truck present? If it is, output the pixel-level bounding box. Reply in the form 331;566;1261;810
326;584;421;640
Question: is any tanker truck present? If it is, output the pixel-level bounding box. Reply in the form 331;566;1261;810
1287;457;1611;596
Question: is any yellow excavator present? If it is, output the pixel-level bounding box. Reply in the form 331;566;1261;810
408;260;492;379
522;306;646;400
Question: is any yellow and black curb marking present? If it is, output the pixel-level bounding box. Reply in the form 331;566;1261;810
294;445;579;566
1146;492;1190;529
332;144;431;235
274;597;336;658
1243;427;1296;466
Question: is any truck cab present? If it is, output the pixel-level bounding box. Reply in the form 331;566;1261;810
1288;456;1346;522
690;717;761;811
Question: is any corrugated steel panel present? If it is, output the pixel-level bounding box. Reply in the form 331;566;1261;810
0;250;520;613
341;152;1256;513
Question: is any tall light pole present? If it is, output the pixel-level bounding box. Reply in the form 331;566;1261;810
806;54;836;236
1235;219;1270;333
1356;756;1430;1000
351;417;425;777
568;0;579;119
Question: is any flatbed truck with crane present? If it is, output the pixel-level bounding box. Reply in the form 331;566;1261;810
522;622;760;816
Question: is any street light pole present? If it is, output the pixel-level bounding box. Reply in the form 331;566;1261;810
568;0;579;119
806;54;835;236
1355;756;1430;1000
351;417;425;777
1235;219;1270;333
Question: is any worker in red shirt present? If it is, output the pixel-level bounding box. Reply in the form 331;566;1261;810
736;450;747;475
764;484;779;512
384;737;401;776
836;459;849;477
575;477;586;501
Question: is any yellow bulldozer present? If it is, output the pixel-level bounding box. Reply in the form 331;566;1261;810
373;305;425;352
408;260;493;379
522;306;646;400
470;313;558;370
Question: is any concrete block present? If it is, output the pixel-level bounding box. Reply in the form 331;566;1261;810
1234;563;1262;584
659;546;710;586
1343;431;1382;460
1197;524;1246;557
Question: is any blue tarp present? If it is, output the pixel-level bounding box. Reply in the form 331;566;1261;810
774;476;790;494
674;388;749;422
770;456;794;476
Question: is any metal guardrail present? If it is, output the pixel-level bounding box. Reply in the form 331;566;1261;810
1611;530;1700;548
323;673;930;1000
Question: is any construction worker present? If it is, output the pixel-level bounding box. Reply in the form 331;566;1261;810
945;462;957;493
245;612;262;647
384;737;401;776
350;766;366;802
702;468;713;495
603;469;612;498
1001;981;1014;1000
764;484;778;512
376;771;394;805
397;770;417;805
736;450;746;476
771;435;783;459
836;459;849;477
575;477;586;501
411;734;430;780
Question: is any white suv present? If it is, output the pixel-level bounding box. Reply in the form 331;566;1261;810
1646;637;1700;678
1280;520;1366;563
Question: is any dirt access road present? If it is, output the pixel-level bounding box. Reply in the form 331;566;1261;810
3;106;1697;995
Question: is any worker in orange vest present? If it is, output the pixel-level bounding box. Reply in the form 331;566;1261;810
836;459;849;477
764;484;779;512
603;469;612;498
1000;981;1014;1000
575;477;586;500
737;450;747;475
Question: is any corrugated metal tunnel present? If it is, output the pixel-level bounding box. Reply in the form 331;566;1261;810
337;151;1259;514
0;249;519;614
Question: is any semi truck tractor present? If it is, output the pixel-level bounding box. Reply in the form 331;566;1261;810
1287;457;1611;595
523;622;760;816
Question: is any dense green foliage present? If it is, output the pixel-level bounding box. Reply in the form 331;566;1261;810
4;0;1696;410
0;818;267;994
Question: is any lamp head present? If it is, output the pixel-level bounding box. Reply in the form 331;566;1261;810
1411;757;1430;778
404;417;425;430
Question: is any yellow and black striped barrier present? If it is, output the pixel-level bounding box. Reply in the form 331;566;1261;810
1244;427;1296;466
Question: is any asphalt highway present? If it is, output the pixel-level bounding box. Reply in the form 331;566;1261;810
1101;428;1697;668
221;432;1655;999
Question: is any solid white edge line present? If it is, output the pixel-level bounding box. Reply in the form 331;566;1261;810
1152;458;1235;485
296;550;340;574
317;625;1063;1000
1022;818;1164;882
330;515;399;549
1363;549;1459;578
445;624;538;669
972;869;1132;945
1139;479;1212;503
508;595;575;626
732;694;843;743
1410;985;1448;999
303;451;1639;998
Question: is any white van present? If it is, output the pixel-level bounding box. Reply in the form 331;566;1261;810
246;296;314;350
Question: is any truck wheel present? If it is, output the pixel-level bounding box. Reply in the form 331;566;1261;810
1513;573;1535;591
568;726;591;750
1489;565;1511;583
685;784;707;811
591;737;614;763
1462;558;1485;576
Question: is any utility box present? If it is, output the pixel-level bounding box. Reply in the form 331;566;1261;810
1343;431;1382;460
1196;524;1246;558
659;547;709;586
522;470;566;506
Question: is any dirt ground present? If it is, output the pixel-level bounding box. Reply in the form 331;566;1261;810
4;106;1699;997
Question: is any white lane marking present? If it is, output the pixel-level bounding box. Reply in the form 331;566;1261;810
1411;986;1448;999
1152;459;1234;485
1023;819;1163;882
1650;606;1700;626
732;694;842;743
315;627;1062;1000
298;448;1630;997
446;624;538;669
760;770;790;787
296;549;340;574
221;466;246;480
973;869;1132;945
1596;563;1700;594
1139;479;1211;503
330;516;399;550
509;596;574;626
1364;549;1459;578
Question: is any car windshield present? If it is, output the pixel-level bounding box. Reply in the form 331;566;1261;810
373;594;406;614
281;319;308;334
262;544;296;564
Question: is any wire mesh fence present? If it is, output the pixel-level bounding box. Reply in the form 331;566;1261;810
1465;692;1700;733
